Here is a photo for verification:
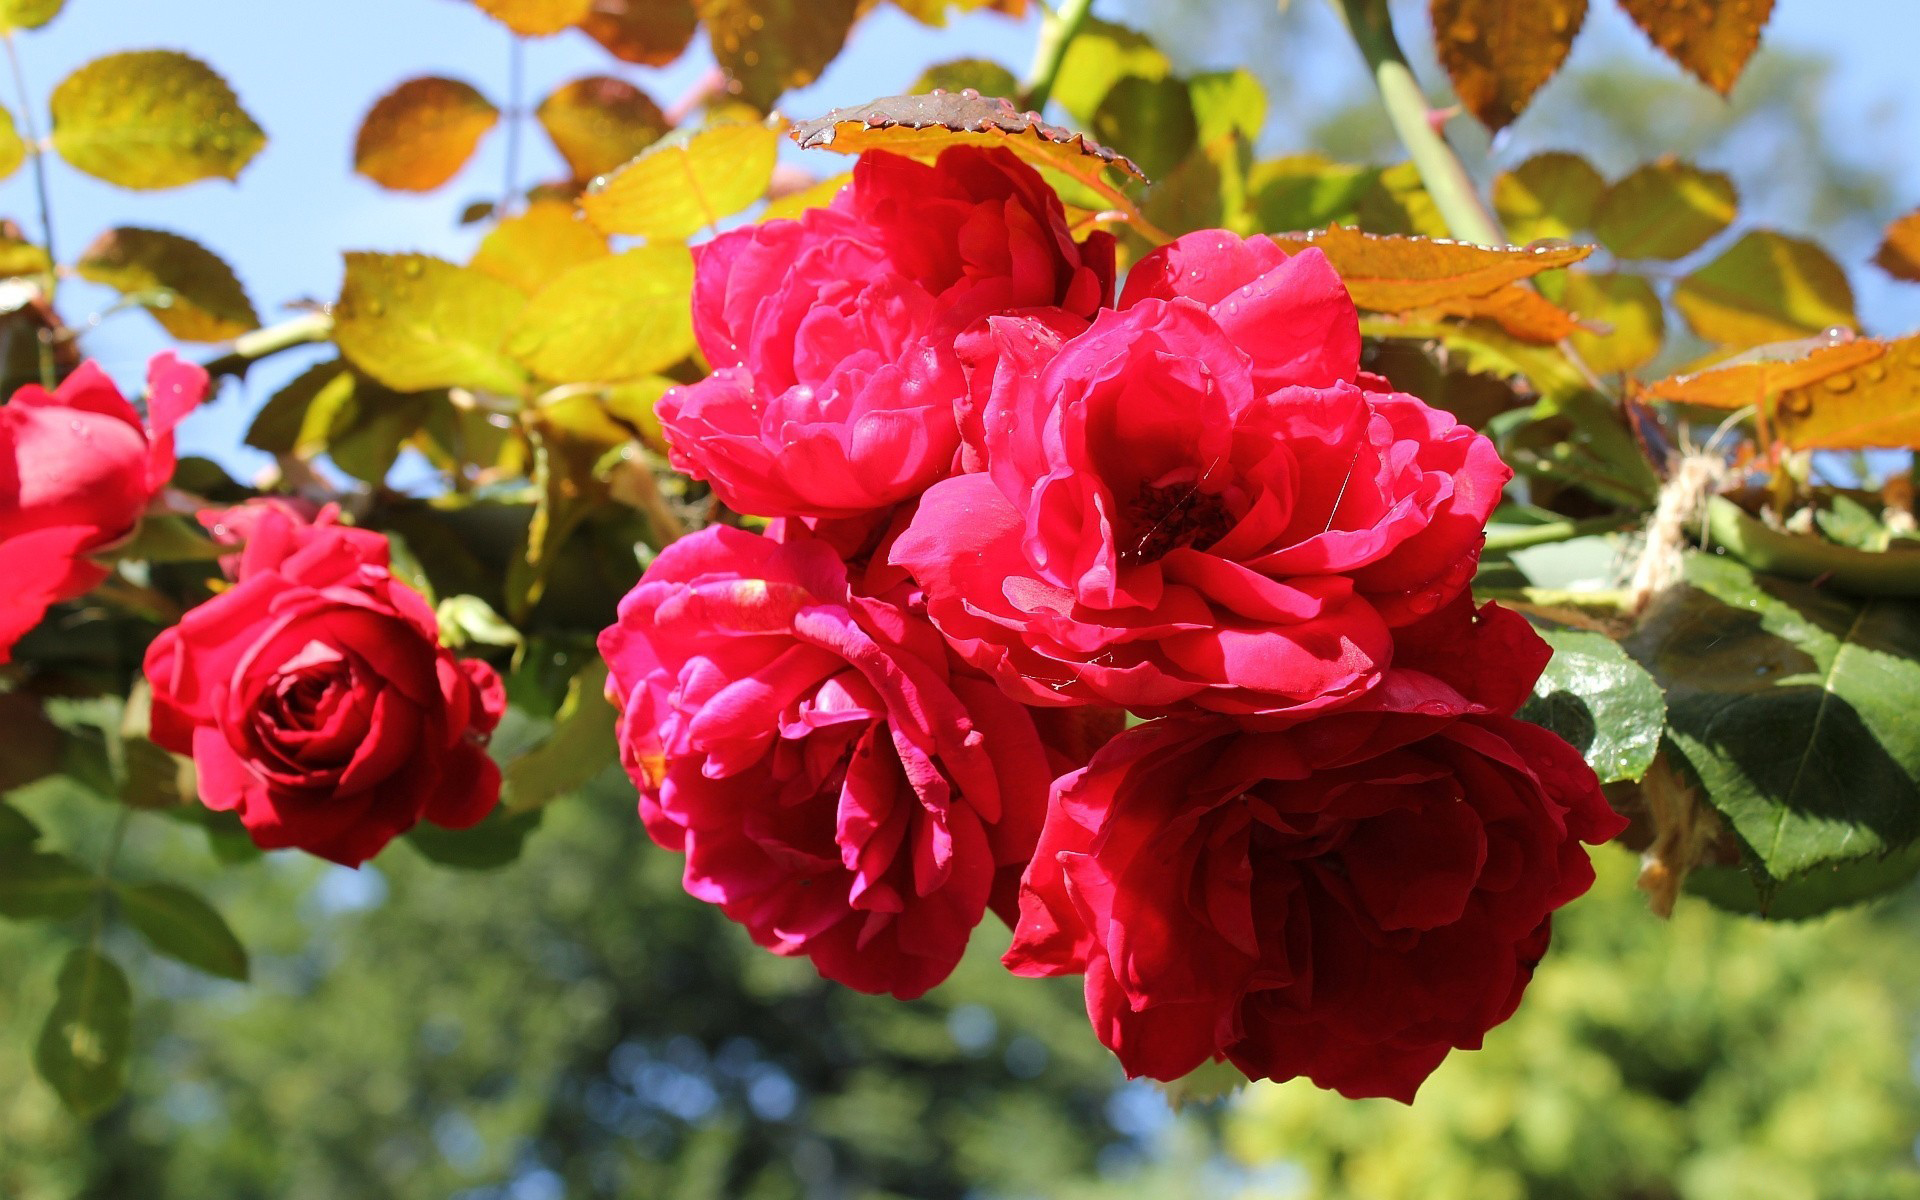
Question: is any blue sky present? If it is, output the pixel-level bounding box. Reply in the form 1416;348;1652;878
4;0;1917;473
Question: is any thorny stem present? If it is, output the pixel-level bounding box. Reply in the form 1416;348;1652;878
1329;0;1504;247
1021;0;1097;113
5;32;58;387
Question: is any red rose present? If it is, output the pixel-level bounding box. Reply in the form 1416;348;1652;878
891;232;1507;715
597;524;1057;999
0;355;208;660
144;508;503;867
1003;605;1626;1101
657;146;1116;521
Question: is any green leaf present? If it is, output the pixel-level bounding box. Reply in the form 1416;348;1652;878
49;50;265;190
117;882;248;980
0;220;50;276
334;252;528;396
1090;74;1196;183
0;102;25;181
0;800;39;848
506;244;695;382
912;58;1020;99
1591;158;1735;261
34;947;131;1117
352;76;499;192
501;662;618;811
1153;1057;1248;1108
246;358;433;483
1051;18;1169;124
580;121;779;241
405;807;543;870
110;514;227;564
1518;628;1666;784
76;226;259;342
0;0;63;31
1248;155;1380;232
1630;554;1920;885
1186;69;1266;146
536;75;668;182
437;594;523;651
1492;151;1604;243
1673;230;1857;349
1685;839;1920;920
0;850;97;920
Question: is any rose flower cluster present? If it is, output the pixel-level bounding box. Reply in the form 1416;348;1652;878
600;146;1626;1101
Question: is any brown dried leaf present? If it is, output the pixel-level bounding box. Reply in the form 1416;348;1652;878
698;0;860;112
1264;225;1590;311
1430;0;1587;131
354;77;498;192
790;93;1145;202
1875;208;1920;283
472;0;592;36
1617;0;1773;95
579;0;699;65
536;76;667;181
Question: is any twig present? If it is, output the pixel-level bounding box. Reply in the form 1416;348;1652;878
1020;0;1096;112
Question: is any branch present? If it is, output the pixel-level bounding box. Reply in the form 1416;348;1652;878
1021;0;1096;113
201;312;334;381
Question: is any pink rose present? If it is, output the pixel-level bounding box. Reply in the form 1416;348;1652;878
597;524;1058;999
1004;604;1626;1100
145;508;503;866
0;355;208;660
891;232;1508;715
657;146;1116;521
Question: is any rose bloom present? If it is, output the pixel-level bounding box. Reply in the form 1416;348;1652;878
145;507;504;867
0;355;207;660
657;145;1116;521
1003;603;1627;1101
891;231;1507;716
598;524;1060;999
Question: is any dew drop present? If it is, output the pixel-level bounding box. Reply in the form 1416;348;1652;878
1824;373;1855;393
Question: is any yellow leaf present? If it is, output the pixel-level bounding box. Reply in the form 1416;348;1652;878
1560;270;1663;374
1674;230;1856;349
763;172;850;221
0;220;50;277
1771;334;1920;450
76;227;259;343
1425;284;1580;344
0;104;23;181
334;252;529;395
472;201;610;294
1874;208;1920;283
1616;0;1773;95
1492;151;1604;243
471;0;592;36
1592;157;1736;260
536;75;667;182
697;0;860;112
50;51;265;190
506;244;695;382
581;120;779;240
1051;17;1171;125
891;0;1026;25
1264;225;1590;311
580;0;699;65
1430;0;1588;131
1640;331;1883;410
0;0;62;32
353;77;498;193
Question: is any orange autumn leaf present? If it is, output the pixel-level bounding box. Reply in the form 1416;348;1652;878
579;0;699;66
353;76;498;192
1430;0;1587;131
1640;332;1884;410
1875;208;1920;283
1616;0;1774;95
1265;225;1589;312
1424;285;1581;343
1770;334;1920;450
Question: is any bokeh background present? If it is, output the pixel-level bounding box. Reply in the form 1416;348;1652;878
3;1;1920;1197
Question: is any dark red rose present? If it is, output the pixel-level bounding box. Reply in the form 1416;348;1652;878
0;355;208;660
1003;603;1626;1101
656;145;1116;521
144;508;503;867
891;232;1507;716
597;524;1061;999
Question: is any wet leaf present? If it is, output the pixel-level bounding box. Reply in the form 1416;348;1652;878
1768;333;1920;450
1674;230;1856;349
0;850;94;919
76;227;259;342
579;0;699;65
1265;225;1589;311
35;948;131;1117
790;94;1146;209
697;0;860;112
1873;207;1920;283
117;882;249;981
334;252;528;395
1518;628;1666;784
1430;0;1587;131
536;75;668;182
0;0;63;31
1640;331;1882;409
471;199;609;294
50;50;265;190
1492;151;1604;242
912;58;1020;99
471;0;592;36
1617;0;1773;95
1559;270;1664;374
1592;157;1735;260
581;120;779;240
353;76;498;192
507;243;695;382
1629;553;1920;884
